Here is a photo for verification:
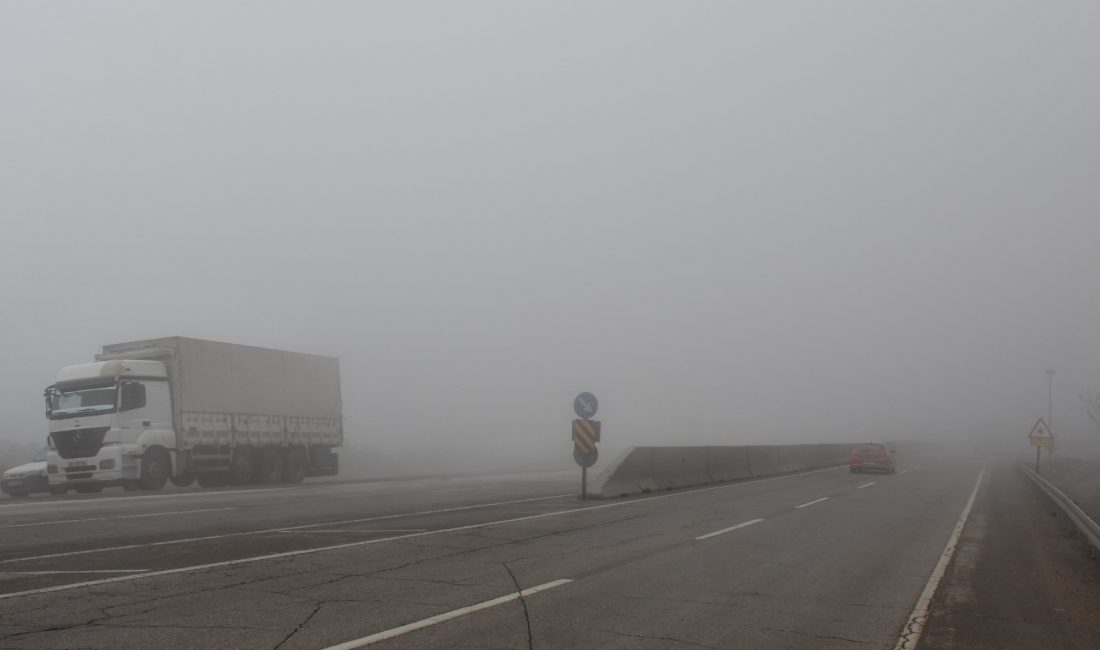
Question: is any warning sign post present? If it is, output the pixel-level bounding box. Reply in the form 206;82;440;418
1027;417;1054;472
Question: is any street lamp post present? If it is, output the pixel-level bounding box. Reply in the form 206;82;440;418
1046;369;1054;433
1043;369;1055;469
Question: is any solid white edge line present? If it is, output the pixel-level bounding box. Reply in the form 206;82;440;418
2;464;845;566
0;507;237;530
2;569;149;575
695;518;766;540
794;496;830;509
0;494;573;564
893;466;985;650
277;529;428;534
0;464;847;599
323;578;573;649
856;482;877;489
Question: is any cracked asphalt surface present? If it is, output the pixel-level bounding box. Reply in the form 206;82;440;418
0;454;984;648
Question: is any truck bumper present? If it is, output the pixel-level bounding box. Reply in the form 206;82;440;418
49;446;140;488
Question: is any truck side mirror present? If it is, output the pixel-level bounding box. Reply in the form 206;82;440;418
119;381;147;412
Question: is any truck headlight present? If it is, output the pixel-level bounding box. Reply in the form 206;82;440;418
99;459;116;470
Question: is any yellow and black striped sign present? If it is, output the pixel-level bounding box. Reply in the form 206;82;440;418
572;419;601;453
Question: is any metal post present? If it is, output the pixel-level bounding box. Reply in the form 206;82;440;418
581;464;587;500
1046;369;1054;432
1036;444;1041;473
1046;369;1055;459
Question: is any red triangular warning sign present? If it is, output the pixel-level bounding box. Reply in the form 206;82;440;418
1028;417;1054;439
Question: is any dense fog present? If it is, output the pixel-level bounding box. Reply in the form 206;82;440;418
3;2;1100;475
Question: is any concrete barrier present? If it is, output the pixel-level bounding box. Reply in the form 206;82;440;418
745;446;779;478
592;443;856;498
589;447;657;497
651;447;711;490
774;446;807;473
800;443;852;469
706;446;752;482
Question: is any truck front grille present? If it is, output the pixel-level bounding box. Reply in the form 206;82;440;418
53;427;109;459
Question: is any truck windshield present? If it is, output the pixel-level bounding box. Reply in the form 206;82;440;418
47;384;117;418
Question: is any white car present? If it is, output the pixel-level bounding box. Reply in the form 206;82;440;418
1;449;61;497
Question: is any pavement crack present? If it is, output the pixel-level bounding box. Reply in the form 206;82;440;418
588;590;742;609
273;602;323;649
503;563;533;650
597;629;722;649
761;627;872;645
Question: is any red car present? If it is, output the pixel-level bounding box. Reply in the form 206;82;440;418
849;443;896;474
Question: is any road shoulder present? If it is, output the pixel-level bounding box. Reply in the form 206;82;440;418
919;460;1100;649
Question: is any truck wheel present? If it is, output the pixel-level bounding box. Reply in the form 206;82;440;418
229;449;256;485
75;485;103;494
196;473;230;488
284;448;307;484
140;450;170;491
258;447;284;484
170;472;196;488
48;486;66;496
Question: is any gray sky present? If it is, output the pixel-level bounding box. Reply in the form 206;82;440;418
3;2;1099;470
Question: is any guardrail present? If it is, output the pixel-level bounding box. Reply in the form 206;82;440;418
1019;461;1100;556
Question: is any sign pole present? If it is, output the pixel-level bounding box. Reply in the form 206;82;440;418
572;392;600;501
1035;444;1041;473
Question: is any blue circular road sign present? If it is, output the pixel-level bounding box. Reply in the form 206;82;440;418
573;392;598;419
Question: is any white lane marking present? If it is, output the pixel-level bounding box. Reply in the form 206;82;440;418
427;485;503;493
0;494;573;564
0;465;847;598
2;464;846;566
794;497;830;509
898;470;909;475
856;482;877;489
277;529;427;534
2;569;148;575
0;508;237;530
911;466;921;470
323;579;573;649
0;487;299;510
893;466;985;650
695;518;765;541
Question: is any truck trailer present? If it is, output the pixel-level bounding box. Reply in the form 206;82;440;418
44;337;342;492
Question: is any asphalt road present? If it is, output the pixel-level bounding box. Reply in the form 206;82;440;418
0;453;984;649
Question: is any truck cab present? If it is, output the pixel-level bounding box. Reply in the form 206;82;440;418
45;360;176;492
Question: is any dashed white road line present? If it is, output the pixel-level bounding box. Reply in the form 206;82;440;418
795;496;830;509
695;518;765;540
0;508;237;530
0;465;847;598
856;482;877;489
894;466;985;650
323;578;573;649
898;470;909;475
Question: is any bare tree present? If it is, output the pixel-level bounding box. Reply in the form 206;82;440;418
1081;391;1100;430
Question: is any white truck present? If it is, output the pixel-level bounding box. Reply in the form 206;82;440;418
44;337;343;493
